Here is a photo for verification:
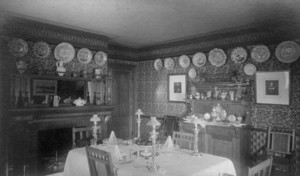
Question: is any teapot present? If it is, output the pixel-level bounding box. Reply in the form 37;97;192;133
56;60;66;76
73;97;86;106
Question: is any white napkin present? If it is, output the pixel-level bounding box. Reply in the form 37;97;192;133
163;135;174;149
108;131;118;145
113;145;123;161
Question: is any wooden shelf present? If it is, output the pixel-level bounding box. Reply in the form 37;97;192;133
12;73;111;81
188;99;250;105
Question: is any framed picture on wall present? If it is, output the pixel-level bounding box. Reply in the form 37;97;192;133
33;80;57;96
255;70;290;105
168;74;187;102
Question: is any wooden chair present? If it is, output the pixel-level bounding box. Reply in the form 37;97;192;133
172;131;194;150
72;126;94;148
85;146;115;176
266;127;295;172
248;157;273;176
157;115;180;142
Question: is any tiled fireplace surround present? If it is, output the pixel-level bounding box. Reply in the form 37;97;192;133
8;110;111;175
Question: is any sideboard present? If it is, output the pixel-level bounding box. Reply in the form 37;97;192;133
180;122;251;176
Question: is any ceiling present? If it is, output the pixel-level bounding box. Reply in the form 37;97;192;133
1;0;300;48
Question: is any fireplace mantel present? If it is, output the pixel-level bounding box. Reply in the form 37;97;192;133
8;105;114;122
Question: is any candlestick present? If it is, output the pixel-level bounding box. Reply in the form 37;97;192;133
90;114;101;146
146;117;160;171
135;109;143;139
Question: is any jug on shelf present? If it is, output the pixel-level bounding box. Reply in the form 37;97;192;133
53;95;61;107
56;60;66;76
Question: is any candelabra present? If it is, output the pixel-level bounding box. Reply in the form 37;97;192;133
191;115;207;157
90;114;101;146
135;109;143;139
146;117;161;171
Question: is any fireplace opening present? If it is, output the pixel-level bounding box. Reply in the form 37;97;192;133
37;128;72;173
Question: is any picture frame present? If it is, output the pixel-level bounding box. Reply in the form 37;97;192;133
33;80;57;96
168;74;187;102
255;70;290;105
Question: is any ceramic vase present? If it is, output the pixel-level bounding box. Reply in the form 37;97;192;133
56;61;66;76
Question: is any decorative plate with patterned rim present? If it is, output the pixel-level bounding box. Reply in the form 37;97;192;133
251;45;270;63
178;55;190;68
231;47;247;64
33;41;51;58
153;58;163;70
77;48;92;64
164;57;175;70
192;52;206;67
208;48;227;67
243;63;257;76
275;41;300;63
54;42;75;63
227;115;236;122
188;68;197;79
8;38;28;57
94;51;107;66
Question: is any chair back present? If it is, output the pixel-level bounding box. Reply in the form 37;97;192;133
248;157;273;176
86;146;114;176
72;126;94;147
162;115;179;137
267;127;295;155
172;131;194;150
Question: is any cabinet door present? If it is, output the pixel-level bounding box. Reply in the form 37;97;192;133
208;134;233;159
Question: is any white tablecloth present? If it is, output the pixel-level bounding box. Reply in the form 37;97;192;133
63;145;236;176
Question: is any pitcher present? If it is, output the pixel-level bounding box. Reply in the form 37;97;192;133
56;60;66;76
53;95;60;107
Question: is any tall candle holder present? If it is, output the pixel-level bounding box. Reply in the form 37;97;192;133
191;115;207;157
90;114;101;146
146;117;161;171
135;109;143;139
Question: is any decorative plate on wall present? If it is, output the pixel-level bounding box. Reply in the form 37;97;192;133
94;51;107;66
153;58;163;70
275;41;300;63
188;68;197;79
192;52;206;67
77;48;92;64
178;55;190;68
243;63;257;76
251;45;270;63
164;57;175;70
33;41;51;58
208;48;227;67
8;38;28;57
54;42;75;63
231;47;247;64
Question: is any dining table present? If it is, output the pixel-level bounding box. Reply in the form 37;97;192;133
62;143;236;176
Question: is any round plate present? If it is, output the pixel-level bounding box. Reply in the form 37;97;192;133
94;51;107;66
251;45;270;63
275;41;300;63
33;41;51;58
54;42;75;63
164;57;175;70
208;48;227;67
231;47;247;64
188;68;197;79
243;63;257;76
77;48;92;64
8;38;28;57
153;58;163;70
227;115;236;122
192;52;207;67
178;55;190;68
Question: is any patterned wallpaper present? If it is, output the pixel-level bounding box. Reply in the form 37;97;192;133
136;43;300;130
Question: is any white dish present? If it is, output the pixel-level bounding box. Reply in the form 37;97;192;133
33;41;51;58
208;48;227;67
8;38;28;57
153;58;163;70
94;51;107;66
164;57;175;70
188;68;197;79
192;52;207;67
77;48;92;64
251;45;270;63
243;63;257;76
54;42;75;63
227;115;236;122
231;47;247;64
275;41;300;63
178;55;190;68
